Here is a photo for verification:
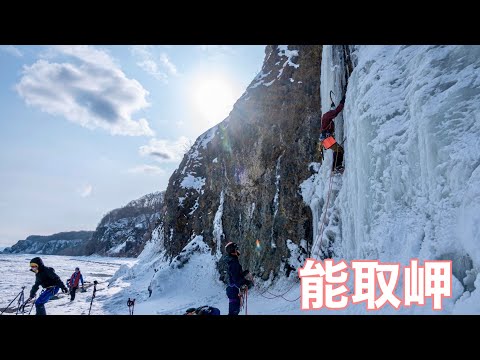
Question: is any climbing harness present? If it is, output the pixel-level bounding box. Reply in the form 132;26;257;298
127;298;135;315
88;280;98;315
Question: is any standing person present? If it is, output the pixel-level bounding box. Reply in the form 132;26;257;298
320;92;346;172
25;257;69;315
224;242;253;316
68;267;84;301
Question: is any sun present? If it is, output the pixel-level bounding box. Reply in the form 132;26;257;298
191;74;237;128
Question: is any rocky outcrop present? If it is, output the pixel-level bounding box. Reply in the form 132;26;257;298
85;191;165;257
3;192;165;257
159;46;322;280
2;231;93;255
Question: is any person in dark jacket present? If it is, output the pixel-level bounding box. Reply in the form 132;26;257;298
68;267;84;301
225;242;253;316
184;305;221;315
320;94;346;172
26;257;68;315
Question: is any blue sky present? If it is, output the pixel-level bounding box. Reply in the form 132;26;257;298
0;45;266;246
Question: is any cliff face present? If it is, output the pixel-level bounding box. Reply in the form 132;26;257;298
2;231;93;255
85;191;165;257
159;46;322;280
98;45;480;314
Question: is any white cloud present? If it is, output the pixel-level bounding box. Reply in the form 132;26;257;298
160;53;177;75
128;165;164;175
0;45;23;57
130;45;152;58
54;45;116;67
79;184;93;198
198;45;236;60
130;46;178;81
139;136;189;162
16;46;153;137
137;59;168;82
198;45;234;53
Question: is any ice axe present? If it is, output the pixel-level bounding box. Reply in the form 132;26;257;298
330;90;336;108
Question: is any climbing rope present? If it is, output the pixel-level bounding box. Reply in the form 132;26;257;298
254;277;300;302
244;287;248;315
260;97;348;304
257;151;343;304
264;288;300;302
308;148;340;260
253;49;353;305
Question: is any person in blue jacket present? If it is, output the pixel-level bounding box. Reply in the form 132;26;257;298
225;242;253;315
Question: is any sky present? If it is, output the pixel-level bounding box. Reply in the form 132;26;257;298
2;45;478;316
0;45;266;247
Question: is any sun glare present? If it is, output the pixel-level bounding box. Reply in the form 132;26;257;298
191;74;237;129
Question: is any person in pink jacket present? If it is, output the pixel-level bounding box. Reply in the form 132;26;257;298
68;267;84;301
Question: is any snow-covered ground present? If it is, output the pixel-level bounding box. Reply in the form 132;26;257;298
2;45;479;316
101;235;307;315
99;235;467;315
0;254;136;315
0;249;304;315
